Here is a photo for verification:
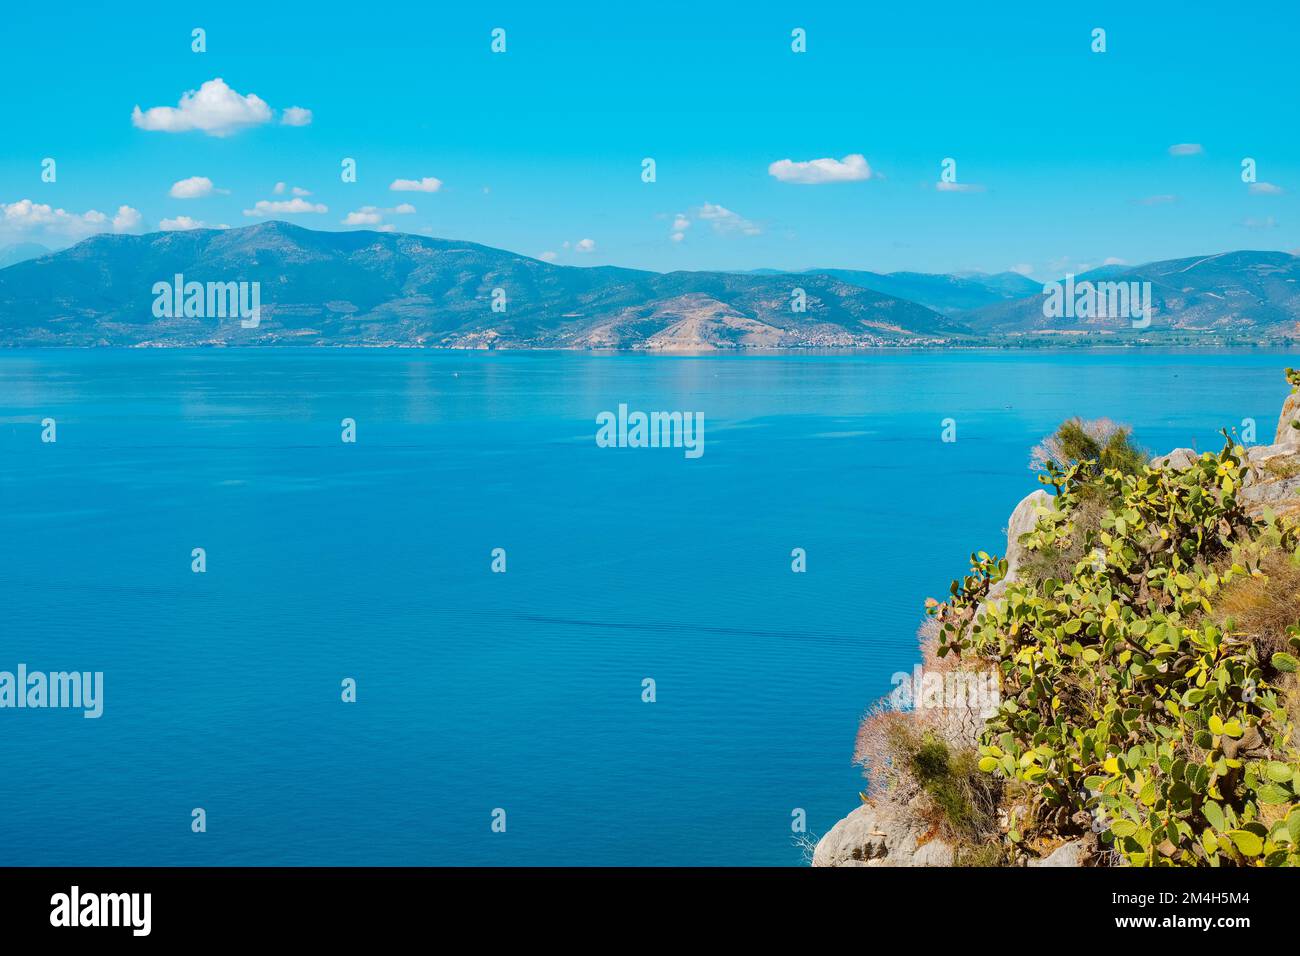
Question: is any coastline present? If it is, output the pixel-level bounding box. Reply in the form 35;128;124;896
1;340;1298;352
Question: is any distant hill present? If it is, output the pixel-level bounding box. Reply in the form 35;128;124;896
740;267;1041;314
953;270;1043;299
0;222;965;348
964;251;1300;338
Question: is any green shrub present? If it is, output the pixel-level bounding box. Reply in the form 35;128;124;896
905;733;1000;845
953;843;1005;867
1030;418;1148;480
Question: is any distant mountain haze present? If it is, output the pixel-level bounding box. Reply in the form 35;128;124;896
798;269;1041;315
0;223;1296;346
0;242;52;269
739;267;1041;313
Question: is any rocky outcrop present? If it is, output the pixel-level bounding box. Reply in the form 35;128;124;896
976;489;1053;617
1243;472;1300;519
1242;418;1300;519
1275;390;1300;449
1151;448;1198;470
1247;442;1295;466
812;801;954;867
1027;838;1094;868
1004;490;1052;582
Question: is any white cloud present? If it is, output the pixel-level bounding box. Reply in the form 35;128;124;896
243;198;328;216
169;176;218;199
4;199;99;231
555;239;598;255
696;202;761;236
342;207;384;226
768;153;871;184
280;106;312;127
2;199;141;240
1009;263;1034;276
1168;143;1204;156
113;206;142;231
132;78;276;137
1250;182;1284;195
671;213;691;232
390;177;443;193
340;204;419;227
1102;257;1127;266
1046;256;1101;276
1136;194;1178;205
272;183;311;196
1241;216;1278;230
935;181;985;193
671;232;686;243
539;251;558;262
160;216;208;231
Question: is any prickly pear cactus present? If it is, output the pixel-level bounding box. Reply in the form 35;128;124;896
929;371;1300;867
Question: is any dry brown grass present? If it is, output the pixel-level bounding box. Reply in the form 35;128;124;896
1216;548;1300;663
1264;457;1300;480
1278;672;1300;751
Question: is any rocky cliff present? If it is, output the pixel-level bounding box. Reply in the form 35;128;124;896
814;376;1300;867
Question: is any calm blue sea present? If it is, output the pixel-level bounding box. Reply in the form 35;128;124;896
0;348;1295;866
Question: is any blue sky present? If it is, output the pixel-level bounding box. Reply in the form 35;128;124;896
2;1;1297;278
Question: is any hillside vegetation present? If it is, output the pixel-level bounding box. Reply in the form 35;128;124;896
843;369;1300;867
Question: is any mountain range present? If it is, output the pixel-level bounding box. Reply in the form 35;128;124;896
966;251;1300;337
0;222;1297;348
